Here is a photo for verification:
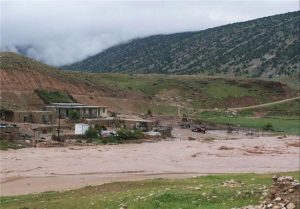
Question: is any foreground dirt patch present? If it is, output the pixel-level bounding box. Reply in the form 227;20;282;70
0;131;299;196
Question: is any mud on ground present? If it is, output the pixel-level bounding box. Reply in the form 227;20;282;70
0;129;299;196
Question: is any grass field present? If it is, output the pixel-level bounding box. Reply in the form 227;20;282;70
197;99;300;135
68;73;297;109
240;99;300;117
200;114;299;135
1;172;299;209
35;89;75;103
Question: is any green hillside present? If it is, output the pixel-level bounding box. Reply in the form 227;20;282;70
63;11;300;78
65;73;298;110
1;52;297;112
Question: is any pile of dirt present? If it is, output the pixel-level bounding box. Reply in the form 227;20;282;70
241;175;300;209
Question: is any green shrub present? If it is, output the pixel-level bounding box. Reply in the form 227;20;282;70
102;135;121;144
116;128;144;140
84;127;99;141
263;123;274;131
0;140;25;150
147;109;152;116
69;110;80;121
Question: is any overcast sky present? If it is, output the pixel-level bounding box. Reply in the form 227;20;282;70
0;0;298;66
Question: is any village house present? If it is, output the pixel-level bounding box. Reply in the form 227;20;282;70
45;103;108;119
0;110;56;124
0;123;20;140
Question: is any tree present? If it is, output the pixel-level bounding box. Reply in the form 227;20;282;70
84;127;99;142
69;110;80;121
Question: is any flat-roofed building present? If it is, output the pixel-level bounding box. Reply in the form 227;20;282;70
0;110;55;124
45;103;108;119
0;123;20;140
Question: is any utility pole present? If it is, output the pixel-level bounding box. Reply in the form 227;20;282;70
57;108;61;141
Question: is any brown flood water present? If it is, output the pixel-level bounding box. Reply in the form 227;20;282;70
0;129;299;196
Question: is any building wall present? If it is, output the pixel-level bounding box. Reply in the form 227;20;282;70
0;126;19;140
0;110;14;121
53;107;108;119
13;111;56;124
99;108;108;117
89;118;155;130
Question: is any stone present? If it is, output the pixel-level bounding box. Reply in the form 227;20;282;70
288;188;295;193
277;176;294;182
274;197;281;201
278;203;285;207
270;189;277;195
286;203;296;209
119;203;128;209
272;206;280;209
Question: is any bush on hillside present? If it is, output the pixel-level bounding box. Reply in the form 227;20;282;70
263;123;274;131
146;109;152;116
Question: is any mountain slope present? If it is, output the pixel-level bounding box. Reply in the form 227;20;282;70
63;11;300;78
0;52;105;95
0;52;297;114
0;52;145;111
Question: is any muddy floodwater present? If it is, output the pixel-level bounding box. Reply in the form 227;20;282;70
0;129;299;196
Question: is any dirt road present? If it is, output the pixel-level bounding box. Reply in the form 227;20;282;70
0;129;299;196
228;96;300;111
171;96;300;113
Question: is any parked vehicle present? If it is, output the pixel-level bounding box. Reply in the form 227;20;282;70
100;130;117;137
179;122;190;129
191;127;206;134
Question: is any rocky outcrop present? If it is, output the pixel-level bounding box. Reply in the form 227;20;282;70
240;175;300;209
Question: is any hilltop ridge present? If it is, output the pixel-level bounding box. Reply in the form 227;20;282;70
63;11;300;78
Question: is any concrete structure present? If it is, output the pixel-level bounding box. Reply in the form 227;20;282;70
0;123;20;140
46;103;108;119
75;123;90;135
0;110;55;124
153;126;173;137
87;117;156;131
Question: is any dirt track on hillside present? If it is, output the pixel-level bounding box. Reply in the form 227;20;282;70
228;96;300;111
1;130;299;196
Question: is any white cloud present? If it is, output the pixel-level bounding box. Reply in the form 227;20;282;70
0;0;298;66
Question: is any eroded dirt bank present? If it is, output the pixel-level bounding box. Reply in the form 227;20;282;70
0;130;299;196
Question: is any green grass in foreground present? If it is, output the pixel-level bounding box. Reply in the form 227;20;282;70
1;172;299;209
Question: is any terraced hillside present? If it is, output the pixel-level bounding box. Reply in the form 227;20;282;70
64;11;300;79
